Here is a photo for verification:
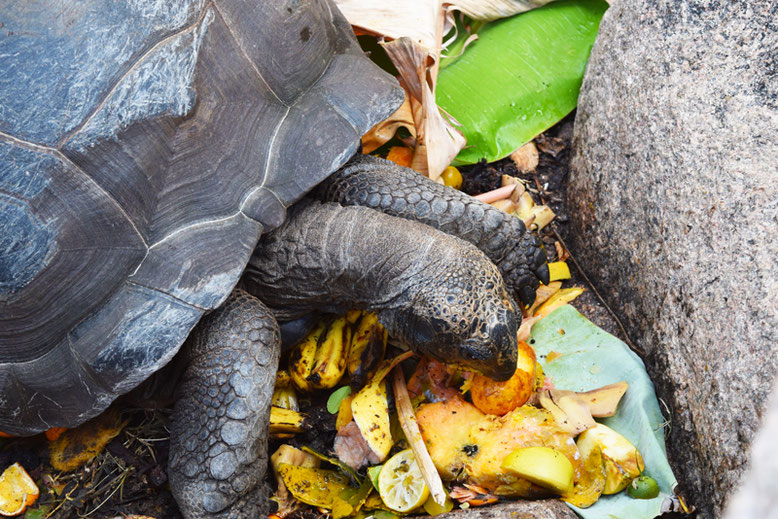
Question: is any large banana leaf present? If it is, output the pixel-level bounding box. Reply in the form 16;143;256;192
437;0;608;164
530;305;678;519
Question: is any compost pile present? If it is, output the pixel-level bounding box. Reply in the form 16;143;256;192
0;1;687;518
262;153;656;518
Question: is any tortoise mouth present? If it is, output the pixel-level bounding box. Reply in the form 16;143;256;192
457;336;518;382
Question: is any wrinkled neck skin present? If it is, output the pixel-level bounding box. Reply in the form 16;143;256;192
245;200;519;380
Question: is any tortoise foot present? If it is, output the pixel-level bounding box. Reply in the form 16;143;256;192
168;289;280;519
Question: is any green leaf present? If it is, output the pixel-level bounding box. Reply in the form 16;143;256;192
327;385;352;414
24;506;51;519
367;464;383;491
436;0;608;164
530;305;678;519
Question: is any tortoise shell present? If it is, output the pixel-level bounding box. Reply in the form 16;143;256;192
0;0;402;435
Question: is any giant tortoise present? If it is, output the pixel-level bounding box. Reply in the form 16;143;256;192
0;0;547;517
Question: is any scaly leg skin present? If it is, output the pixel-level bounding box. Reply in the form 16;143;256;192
314;154;549;307
168;289;280;519
245;200;519;380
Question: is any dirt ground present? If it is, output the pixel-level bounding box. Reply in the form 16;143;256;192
0;115;659;519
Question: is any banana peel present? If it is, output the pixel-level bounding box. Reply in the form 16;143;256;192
290;317;351;391
529;281;562;315
276;464;354;518
351;351;413;461
290;320;329;392
547;262;571;282
347;312;387;389
537;390;595;437
270;445;320;517
272;386;299;411
536;382;630;437
269;406;310;436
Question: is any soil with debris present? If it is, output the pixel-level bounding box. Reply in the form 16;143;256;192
0;115;653;519
459;112;627;344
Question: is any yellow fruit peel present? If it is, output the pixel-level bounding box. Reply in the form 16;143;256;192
277;464;352;513
50;409;126;472
416;396;485;480
351;351;413;460
336;394;355;431
534;288;585;319
576;423;644;495
270;445;320;517
529;281;562;314
464;406;580;497
501;446;574;495
563;444;606;508
0;463;39;517
547;262;571;282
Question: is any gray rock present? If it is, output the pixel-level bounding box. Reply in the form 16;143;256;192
568;0;778;517
412;500;578;519
724;379;778;519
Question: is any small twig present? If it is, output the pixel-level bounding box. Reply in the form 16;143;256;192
473;184;516;204
391;368;447;506
77;468;130;518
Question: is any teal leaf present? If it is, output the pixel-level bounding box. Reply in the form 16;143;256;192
530;305;677;519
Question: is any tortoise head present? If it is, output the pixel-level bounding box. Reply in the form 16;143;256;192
383;249;519;381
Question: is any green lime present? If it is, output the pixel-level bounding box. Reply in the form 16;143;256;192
627;475;660;499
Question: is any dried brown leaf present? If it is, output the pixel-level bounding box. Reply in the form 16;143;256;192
510;141;539;173
361;95;416;154
383;38;466;179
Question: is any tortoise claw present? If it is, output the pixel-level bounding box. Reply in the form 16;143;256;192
518;285;537;307
534;263;550;286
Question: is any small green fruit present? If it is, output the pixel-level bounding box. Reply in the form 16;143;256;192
627;475;660;499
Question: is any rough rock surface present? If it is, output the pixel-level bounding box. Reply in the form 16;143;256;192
413;500;578;519
568;0;778;517
724;379;778;519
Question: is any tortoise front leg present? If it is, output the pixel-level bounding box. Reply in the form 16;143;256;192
168;289;280;519
315;155;549;306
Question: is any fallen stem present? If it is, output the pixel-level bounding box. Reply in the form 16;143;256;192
473;184;516;203
391;367;447;506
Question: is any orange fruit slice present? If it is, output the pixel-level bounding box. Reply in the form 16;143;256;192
0;463;39;516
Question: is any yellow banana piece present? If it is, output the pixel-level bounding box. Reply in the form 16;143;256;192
269;406;309;435
347;312;387;388
272;386;299;411
289;320;329;392
308;316;351;389
275;370;293;389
